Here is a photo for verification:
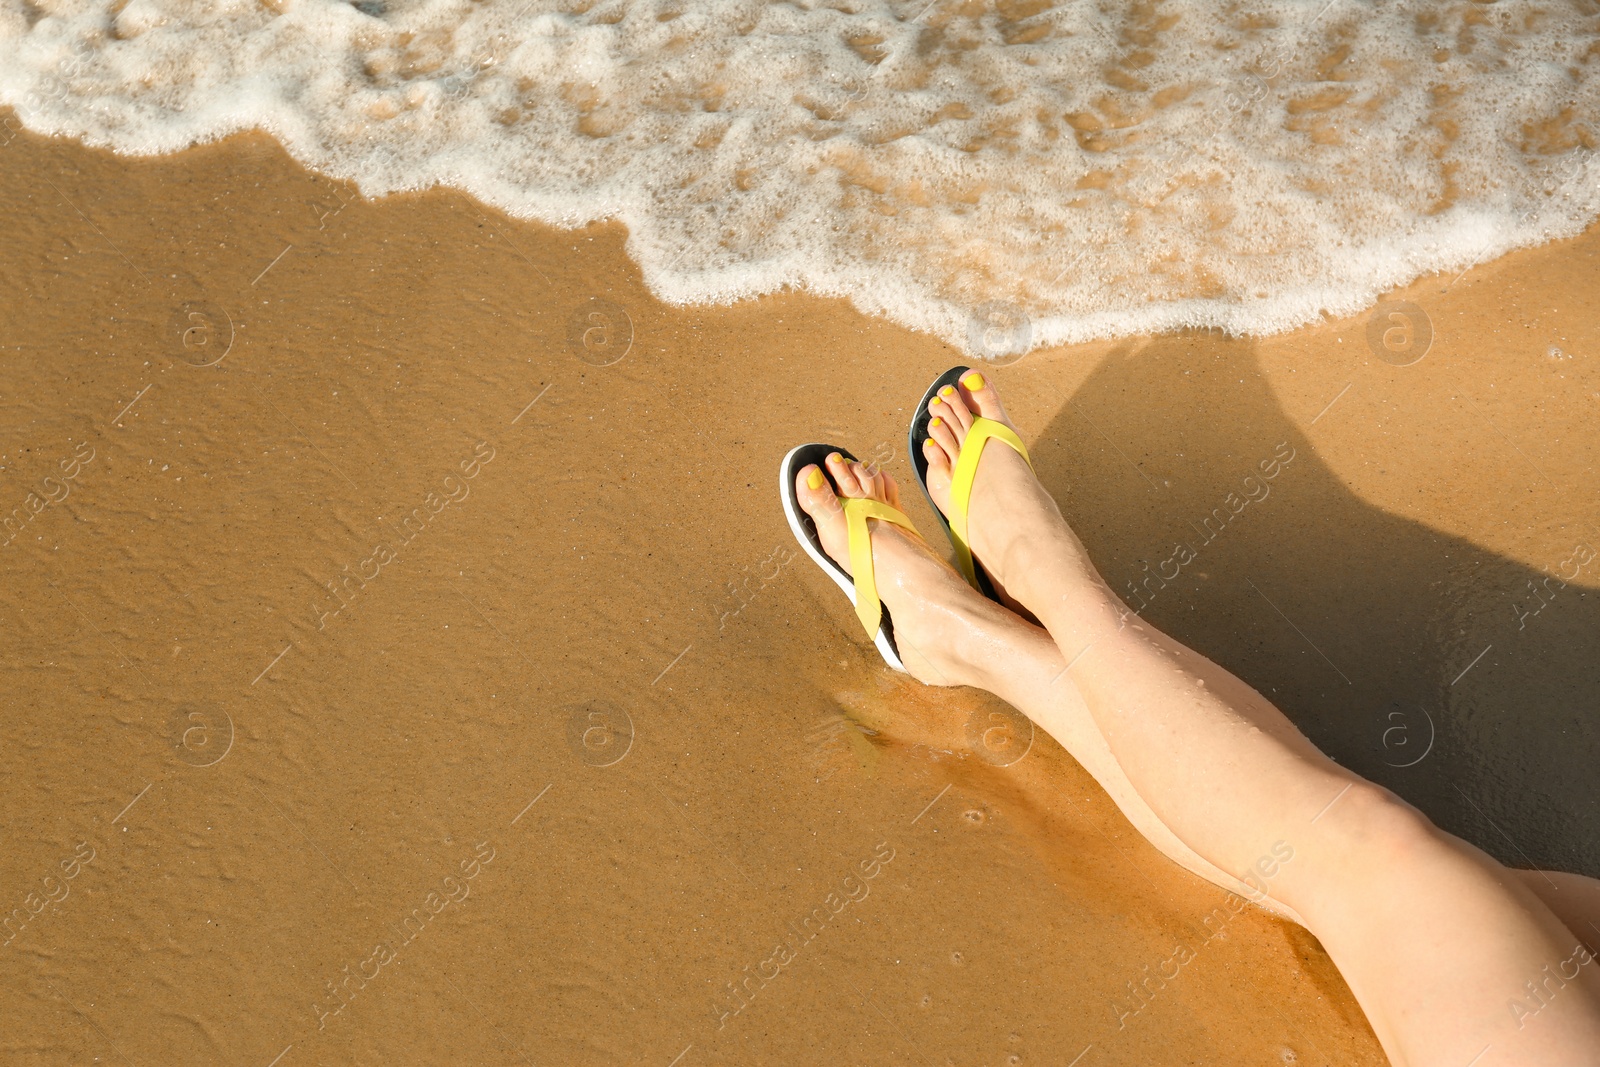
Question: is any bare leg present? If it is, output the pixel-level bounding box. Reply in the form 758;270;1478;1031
803;458;1596;944
920;600;1310;923
794;453;1308;918
1517;870;1600;952
914;373;1600;1066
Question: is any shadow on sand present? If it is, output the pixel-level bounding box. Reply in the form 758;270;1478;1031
1029;335;1599;878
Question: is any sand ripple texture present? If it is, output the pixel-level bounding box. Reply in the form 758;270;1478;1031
2;0;1598;348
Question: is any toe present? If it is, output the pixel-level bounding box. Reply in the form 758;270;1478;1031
922;437;953;514
827;451;864;497
849;459;901;510
848;457;881;500
956;370;1009;423
931;384;974;435
796;461;851;572
927;413;961;459
926;394;948;438
847;457;902;510
881;469;903;510
796;462;842;520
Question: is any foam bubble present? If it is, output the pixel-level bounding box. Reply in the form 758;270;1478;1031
3;0;1597;352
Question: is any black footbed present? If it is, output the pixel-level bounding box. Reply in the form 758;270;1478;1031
907;365;1004;604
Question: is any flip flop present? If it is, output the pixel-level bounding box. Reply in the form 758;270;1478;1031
908;366;1034;601
780;443;921;673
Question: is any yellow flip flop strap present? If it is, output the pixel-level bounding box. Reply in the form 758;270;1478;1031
949;416;1032;588
843;497;919;637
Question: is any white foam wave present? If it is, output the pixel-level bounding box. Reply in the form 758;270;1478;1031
3;0;1597;352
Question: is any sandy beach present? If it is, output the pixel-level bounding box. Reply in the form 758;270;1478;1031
2;120;1597;1065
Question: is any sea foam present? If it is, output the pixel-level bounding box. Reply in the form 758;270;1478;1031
2;0;1597;353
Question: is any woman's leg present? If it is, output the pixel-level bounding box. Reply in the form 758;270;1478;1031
915;593;1311;922
1517;870;1600;952
916;374;1600;1066
793;453;1305;919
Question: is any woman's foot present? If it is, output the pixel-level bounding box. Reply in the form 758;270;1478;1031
794;451;1017;689
919;372;1116;635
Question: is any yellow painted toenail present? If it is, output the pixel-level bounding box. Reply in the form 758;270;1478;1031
962;371;986;391
929;396;943;408
939;385;957;399
806;467;825;491
929;416;943;429
828;452;843;465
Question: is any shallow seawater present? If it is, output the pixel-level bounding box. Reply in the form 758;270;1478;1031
2;0;1598;348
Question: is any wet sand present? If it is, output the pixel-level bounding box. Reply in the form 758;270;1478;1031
2;122;1597;1065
